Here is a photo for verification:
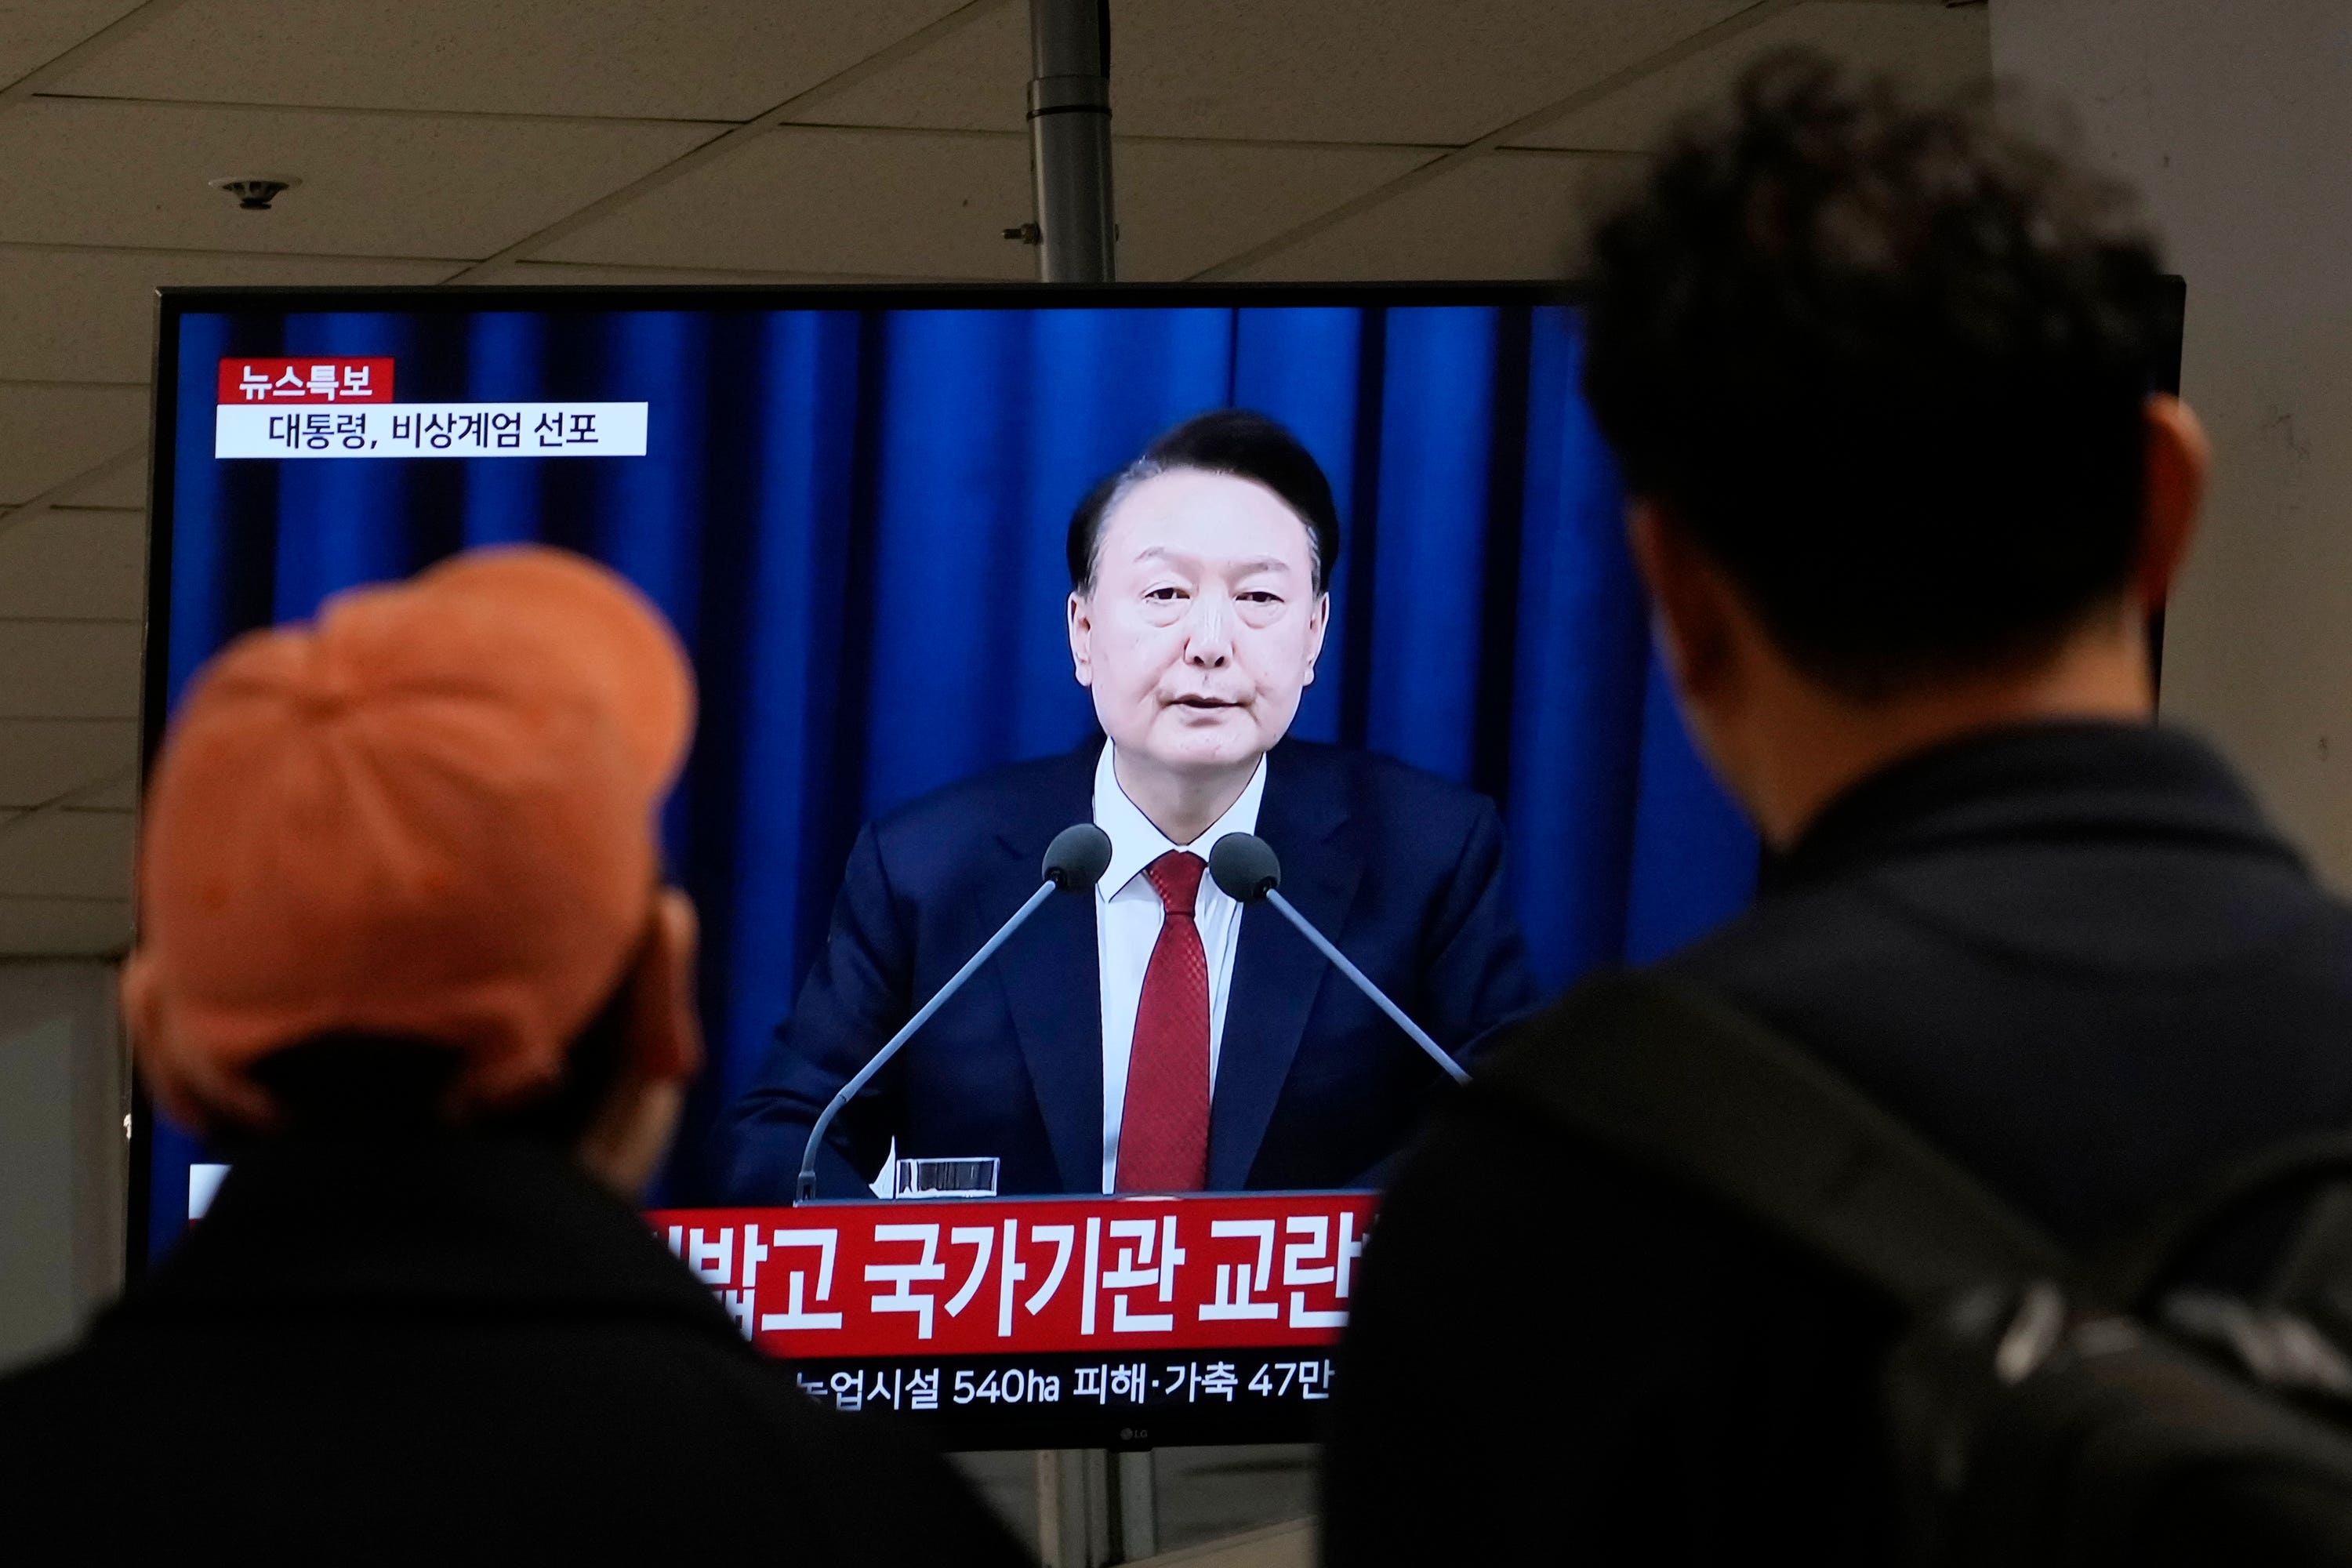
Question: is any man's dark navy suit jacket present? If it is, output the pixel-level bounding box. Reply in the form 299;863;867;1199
720;738;1537;1200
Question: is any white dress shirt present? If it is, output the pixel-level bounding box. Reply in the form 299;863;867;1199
1093;742;1266;1194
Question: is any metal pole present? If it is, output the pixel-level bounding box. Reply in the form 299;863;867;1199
1112;1449;1157;1561
1026;0;1116;282
1024;10;1115;1558
1036;1448;1092;1567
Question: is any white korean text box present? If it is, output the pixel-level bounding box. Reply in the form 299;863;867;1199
216;401;648;459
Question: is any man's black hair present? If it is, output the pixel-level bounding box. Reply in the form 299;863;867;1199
1066;408;1342;596
1581;51;2172;696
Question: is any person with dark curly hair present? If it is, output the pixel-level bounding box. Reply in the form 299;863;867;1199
1324;52;2352;1563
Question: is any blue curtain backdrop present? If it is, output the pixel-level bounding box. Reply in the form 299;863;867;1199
149;299;1757;1255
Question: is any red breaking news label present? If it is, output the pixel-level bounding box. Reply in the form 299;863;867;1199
217;358;394;405
648;1192;1377;1359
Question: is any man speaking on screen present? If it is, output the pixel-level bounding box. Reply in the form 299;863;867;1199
720;409;1536;1200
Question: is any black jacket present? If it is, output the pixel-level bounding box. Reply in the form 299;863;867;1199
0;1130;1030;1564
722;737;1536;1200
1323;722;2352;1565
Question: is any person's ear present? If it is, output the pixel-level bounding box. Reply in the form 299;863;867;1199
1302;590;1330;684
630;888;702;1086
575;889;702;1196
1067;590;1094;688
1628;500;1738;702
2138;395;2209;610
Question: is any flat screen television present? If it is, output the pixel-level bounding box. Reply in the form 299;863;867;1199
140;283;1760;1445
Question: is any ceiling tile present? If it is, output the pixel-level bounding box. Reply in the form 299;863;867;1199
1225;150;1626;281
0;622;142;718
1518;0;1991;152
0;808;132;898
542;126;1435;281
804;0;1747;143
0;898;132;956
0;384;147;503
71;453;148;510
50;0;967;121
0;2;141;85
797;0;1027;134
0;99;714;259
0;248;455;383
1115;139;1431;280
0;508;143;621
0;719;136;809
540;126;1036;279
75;771;137;809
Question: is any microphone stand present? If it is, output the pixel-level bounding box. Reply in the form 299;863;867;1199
1261;889;1472;1085
794;880;1058;1204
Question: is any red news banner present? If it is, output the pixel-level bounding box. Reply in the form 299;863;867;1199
218;357;394;403
648;1192;1374;1360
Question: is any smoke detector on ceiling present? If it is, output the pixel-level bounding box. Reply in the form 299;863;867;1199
208;176;299;212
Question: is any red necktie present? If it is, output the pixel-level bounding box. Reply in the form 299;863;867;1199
1115;851;1210;1193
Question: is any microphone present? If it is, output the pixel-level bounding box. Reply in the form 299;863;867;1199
796;822;1112;1203
1207;832;1472;1086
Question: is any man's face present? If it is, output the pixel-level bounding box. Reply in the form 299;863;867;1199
1068;468;1329;779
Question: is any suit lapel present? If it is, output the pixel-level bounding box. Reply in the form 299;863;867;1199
990;743;1105;1194
1210;745;1361;1189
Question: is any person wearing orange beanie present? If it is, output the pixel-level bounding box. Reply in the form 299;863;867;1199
0;546;1026;1565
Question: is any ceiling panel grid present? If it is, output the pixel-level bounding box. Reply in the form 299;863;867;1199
0;0;1984;954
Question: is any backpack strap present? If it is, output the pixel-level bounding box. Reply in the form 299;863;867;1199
1478;973;2072;1311
2089;1136;2352;1309
2269;1185;2352;1331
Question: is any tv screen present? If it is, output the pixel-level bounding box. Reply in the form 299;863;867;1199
143;283;1758;1443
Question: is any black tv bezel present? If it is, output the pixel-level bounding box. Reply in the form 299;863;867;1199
130;281;1580;1451
129;274;2184;1450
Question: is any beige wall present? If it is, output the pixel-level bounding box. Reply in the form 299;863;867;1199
0;960;125;1373
1993;0;2352;883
